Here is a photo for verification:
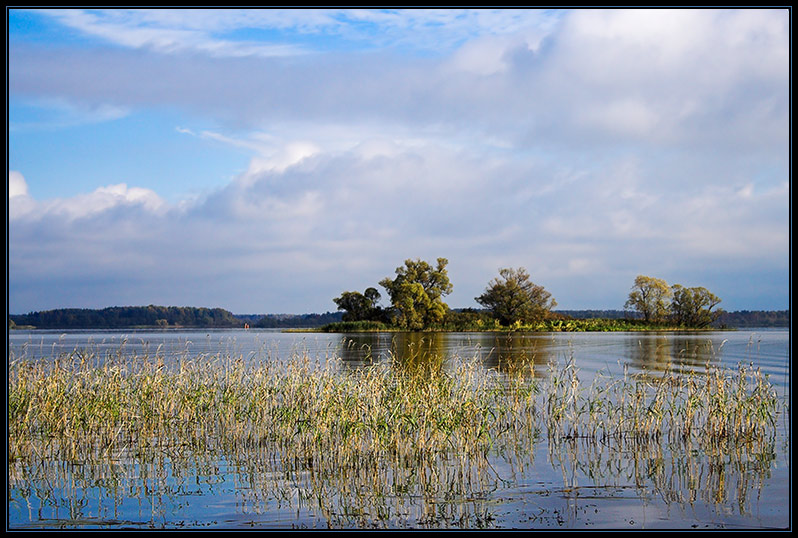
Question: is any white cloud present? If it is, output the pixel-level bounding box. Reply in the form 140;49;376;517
9;170;29;198
246;141;321;175
9;171;37;220
36;9;308;58
582;99;660;137
29;8;561;59
8;9;789;313
12;9;784;160
736;183;755;199
11;132;788;313
9;179;166;222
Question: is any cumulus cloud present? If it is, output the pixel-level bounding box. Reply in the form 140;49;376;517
9;132;788;312
8;9;789;312
9;173;165;221
9;170;29;198
9;171;36;220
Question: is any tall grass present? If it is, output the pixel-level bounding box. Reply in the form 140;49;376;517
7;346;784;528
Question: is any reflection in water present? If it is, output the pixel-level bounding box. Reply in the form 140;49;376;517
8;410;779;530
624;333;732;375
624;333;675;373
388;332;447;377
478;333;554;379
7;329;789;529
546;433;777;525
336;332;554;380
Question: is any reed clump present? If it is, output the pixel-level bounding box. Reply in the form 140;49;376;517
9;348;541;459
543;355;779;447
8;347;783;528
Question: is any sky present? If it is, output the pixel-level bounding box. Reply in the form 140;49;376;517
7;8;790;315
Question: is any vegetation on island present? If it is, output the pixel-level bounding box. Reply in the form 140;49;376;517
379;258;453;330
330;259;558;332
475;267;557;326
624;275;724;328
325;259;731;333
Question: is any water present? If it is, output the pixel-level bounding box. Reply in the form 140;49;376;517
7;328;791;530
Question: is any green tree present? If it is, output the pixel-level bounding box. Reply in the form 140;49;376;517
624;275;672;323
475;267;556;326
333;287;383;322
670;285;723;328
379;258;453;330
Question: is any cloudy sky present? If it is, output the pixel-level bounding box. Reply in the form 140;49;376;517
8;8;789;315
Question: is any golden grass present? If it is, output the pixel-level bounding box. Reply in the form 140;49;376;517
7;346;784;528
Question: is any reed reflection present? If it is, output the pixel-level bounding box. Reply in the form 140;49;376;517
9;417;779;530
336;333;389;367
547;432;777;521
473;332;554;379
624;333;674;374
624;333;727;376
387;332;448;376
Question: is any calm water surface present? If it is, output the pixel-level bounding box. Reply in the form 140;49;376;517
8;328;790;530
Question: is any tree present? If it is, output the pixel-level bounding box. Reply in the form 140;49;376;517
670;285;723;328
379;258;453;330
333;287;383;322
475;267;556;326
624;275;672;323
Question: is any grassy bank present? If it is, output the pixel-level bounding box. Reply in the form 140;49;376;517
310;317;717;333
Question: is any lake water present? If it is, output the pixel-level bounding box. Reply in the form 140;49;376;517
7;328;791;530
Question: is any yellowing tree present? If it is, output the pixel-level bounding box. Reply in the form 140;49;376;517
624;275;672;323
379;258;453;330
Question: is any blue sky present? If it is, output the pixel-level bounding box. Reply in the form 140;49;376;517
8;8;790;314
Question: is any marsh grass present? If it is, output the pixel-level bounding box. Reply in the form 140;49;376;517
7;345;784;529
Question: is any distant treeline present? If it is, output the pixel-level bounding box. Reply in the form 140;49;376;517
8;307;788;330
556;309;789;328
252;312;343;328
9;306;244;329
713;310;790;328
555;310;636;320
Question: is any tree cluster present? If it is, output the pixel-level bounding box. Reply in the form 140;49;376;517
624;275;723;328
333;258;454;330
333;259;556;330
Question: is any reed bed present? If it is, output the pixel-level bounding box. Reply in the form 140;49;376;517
543;355;779;446
7;346;784;528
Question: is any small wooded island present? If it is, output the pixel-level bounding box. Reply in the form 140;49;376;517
324;258;727;332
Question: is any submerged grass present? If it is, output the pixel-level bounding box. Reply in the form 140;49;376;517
7;346;785;529
8;352;525;472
